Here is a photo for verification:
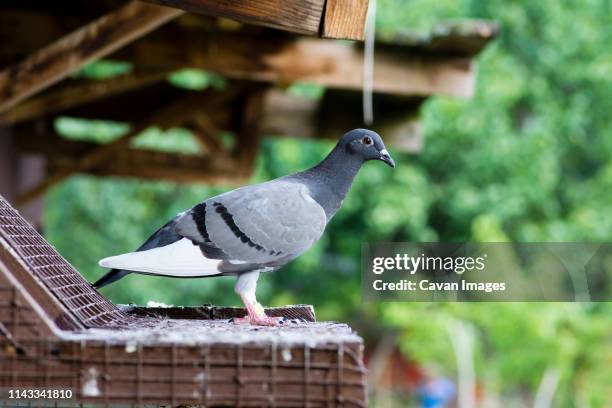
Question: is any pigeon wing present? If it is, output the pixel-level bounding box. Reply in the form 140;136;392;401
176;181;327;265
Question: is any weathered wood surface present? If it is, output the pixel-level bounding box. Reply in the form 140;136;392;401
0;12;493;119
50;149;241;184
0;2;183;114
119;30;476;97
0;68;172;125
13;82;424;157
16;82;199;123
15;87;242;205
189;113;225;152
235;86;267;175
17;133;238;184
140;0;326;35
0;12;496;64
262;89;424;152
383;19;500;56
14;82;424;155
123;304;317;322
322;0;370;40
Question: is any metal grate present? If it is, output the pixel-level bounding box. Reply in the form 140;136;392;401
0;195;129;328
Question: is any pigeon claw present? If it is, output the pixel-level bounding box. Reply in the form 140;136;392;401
232;315;284;326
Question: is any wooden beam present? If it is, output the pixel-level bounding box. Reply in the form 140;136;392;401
126;304;317;322
261;89;424;152
119;30;476;97
48;82;199;122
322;0;369;40
0;2;183;114
15;86;242;205
0;10;86;66
0;12;496;67
234;87;267;176
12;82;423;153
189;114;225;153
0;12;496;68
17;133;241;185
0;68;173;125
0;12;488;100
140;0;325;36
50;148;240;184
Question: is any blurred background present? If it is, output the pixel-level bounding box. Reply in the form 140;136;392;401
2;0;611;406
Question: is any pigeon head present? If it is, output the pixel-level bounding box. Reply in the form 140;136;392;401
340;128;395;168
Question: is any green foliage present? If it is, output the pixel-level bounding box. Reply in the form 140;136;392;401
55;117;129;143
131;127;203;154
287;82;326;100
73;60;132;80
168;69;227;91
43;0;611;406
54;116;203;154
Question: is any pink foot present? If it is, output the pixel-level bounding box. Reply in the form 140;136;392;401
234;296;284;326
233;314;283;326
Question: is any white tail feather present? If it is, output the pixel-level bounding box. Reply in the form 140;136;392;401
98;238;221;277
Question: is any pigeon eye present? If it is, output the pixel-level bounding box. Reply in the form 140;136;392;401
362;136;373;145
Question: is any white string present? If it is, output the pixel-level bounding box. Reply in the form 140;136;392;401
362;0;376;125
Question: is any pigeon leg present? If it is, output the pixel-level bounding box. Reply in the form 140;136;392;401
232;271;282;326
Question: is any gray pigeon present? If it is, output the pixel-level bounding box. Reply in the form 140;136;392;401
95;129;394;325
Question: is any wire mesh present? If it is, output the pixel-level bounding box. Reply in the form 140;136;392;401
0;196;130;328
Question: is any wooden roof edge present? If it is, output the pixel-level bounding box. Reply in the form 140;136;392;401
139;0;370;40
376;19;500;57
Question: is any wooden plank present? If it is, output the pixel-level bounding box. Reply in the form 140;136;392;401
140;0;325;35
0;130;17;203
0;2;183;114
49;149;240;184
0;128;46;223
0;68;173;125
189;114;226;152
119;31;476;97
18;134;241;184
13;84;423;153
0;12;496;67
15;86;242;205
0;10;86;66
234;87;267;175
253;39;475;97
0;12;496;65
261;89;424;152
125;304;317;322
49;82;197;122
0;11;488;99
321;0;369;40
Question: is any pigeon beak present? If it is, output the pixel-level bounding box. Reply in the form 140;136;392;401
379;149;395;168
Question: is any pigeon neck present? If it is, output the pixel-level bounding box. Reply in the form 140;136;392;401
303;144;364;219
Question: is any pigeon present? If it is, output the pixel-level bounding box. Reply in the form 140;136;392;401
94;129;395;325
